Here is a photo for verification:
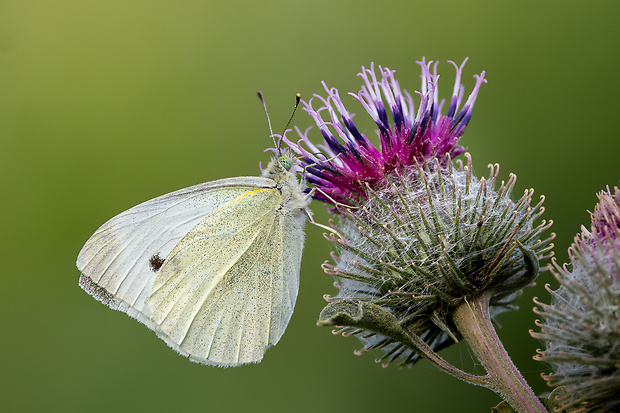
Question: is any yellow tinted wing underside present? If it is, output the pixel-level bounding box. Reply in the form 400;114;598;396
146;188;294;366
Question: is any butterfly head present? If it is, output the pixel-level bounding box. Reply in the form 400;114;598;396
277;155;292;171
262;149;300;184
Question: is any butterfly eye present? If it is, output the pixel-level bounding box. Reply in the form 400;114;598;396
278;156;291;171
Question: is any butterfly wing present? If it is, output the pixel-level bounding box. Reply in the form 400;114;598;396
146;187;306;366
77;176;274;320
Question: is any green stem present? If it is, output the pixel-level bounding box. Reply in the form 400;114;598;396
401;325;492;387
452;292;547;413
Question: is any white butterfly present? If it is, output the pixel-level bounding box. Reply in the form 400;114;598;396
77;149;311;367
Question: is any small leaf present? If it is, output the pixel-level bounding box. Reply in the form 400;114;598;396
318;300;419;354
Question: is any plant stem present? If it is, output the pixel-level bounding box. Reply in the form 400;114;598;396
452;291;547;413
401;324;492;387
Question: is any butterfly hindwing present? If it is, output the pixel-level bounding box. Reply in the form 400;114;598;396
147;187;303;365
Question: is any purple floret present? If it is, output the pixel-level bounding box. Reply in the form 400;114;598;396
284;58;486;205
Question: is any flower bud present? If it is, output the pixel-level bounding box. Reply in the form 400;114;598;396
533;185;620;412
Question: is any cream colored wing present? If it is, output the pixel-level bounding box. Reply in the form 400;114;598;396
77;176;274;320
146;187;306;367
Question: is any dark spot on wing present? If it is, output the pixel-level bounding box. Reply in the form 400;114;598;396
149;254;165;272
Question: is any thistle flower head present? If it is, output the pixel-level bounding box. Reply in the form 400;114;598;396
533;185;620;412
288;60;554;367
284;58;487;206
320;156;553;366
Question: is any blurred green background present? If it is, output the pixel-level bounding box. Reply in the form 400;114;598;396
1;1;619;412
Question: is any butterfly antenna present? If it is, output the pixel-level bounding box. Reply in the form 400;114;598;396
281;93;302;140
258;92;302;153
257;91;277;149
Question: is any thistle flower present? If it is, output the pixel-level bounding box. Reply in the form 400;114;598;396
286;60;554;412
533;185;620;412
286;58;553;364
284;58;485;206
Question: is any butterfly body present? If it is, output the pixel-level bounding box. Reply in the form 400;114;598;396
77;152;309;367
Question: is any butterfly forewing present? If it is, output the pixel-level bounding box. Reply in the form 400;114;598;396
77;177;275;320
